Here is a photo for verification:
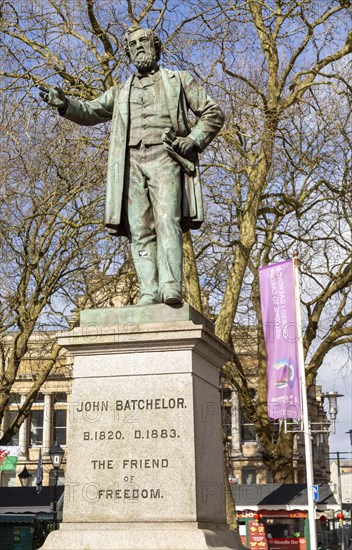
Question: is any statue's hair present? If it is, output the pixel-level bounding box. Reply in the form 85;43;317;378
124;26;162;62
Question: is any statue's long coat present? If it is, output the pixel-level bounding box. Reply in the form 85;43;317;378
62;68;224;237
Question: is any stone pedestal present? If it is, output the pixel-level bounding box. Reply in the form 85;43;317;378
41;304;245;549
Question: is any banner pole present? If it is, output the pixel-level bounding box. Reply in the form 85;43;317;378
293;256;317;550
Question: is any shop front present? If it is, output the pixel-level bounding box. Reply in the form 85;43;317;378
237;509;307;549
0;514;36;550
232;483;339;550
0;486;64;550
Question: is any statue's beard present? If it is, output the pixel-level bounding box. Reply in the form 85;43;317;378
131;51;157;71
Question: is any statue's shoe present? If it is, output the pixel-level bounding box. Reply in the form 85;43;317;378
163;292;182;305
137;295;159;305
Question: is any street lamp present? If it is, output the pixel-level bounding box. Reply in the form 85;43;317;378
285;389;344;550
321;391;345;549
18;465;32;487
322;391;344;433
49;441;64;530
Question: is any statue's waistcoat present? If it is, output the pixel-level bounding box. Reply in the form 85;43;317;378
129;73;171;147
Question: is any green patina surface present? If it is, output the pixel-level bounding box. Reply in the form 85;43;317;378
80;303;213;331
39;26;224;307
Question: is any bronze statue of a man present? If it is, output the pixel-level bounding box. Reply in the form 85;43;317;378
40;27;224;306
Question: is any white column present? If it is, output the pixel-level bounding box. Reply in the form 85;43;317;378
43;393;52;455
231;390;241;455
18;393;28;456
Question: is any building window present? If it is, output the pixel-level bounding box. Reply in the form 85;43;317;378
30;410;44;446
53;409;67;445
53;392;68;445
33;393;45;404
241;409;256;442
29;393;45;447
242;467;257;484
264;517;305;539
6;410;20;446
53;393;67;404
8;393;21;406
240;390;257;443
222;405;232;438
221;388;232;404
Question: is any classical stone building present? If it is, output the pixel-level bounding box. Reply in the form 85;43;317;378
0;333;71;488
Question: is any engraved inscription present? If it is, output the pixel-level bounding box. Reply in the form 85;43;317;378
122;458;169;468
76;401;109;412
83;430;123;440
134;429;178;438
97;488;162;500
115;397;185;410
75;394;188;505
75;397;186;413
92;460;114;469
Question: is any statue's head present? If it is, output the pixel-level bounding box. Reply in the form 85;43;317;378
124;27;162;71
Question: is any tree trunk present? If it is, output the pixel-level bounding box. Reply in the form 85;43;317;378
182;231;203;313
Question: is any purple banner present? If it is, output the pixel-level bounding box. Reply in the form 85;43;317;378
259;259;302;420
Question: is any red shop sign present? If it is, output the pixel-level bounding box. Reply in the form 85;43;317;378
249;521;269;549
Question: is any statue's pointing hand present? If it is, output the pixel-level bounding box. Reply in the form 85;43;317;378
38;84;67;110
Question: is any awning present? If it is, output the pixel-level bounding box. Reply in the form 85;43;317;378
0;514;36;524
232;483;339;513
